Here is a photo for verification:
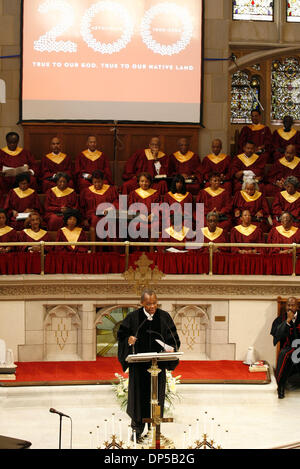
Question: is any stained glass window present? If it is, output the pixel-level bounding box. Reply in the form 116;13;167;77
271;57;300;122
287;0;300;22
231;71;261;123
232;0;274;21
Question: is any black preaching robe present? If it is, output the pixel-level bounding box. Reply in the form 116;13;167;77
117;307;180;429
270;311;300;384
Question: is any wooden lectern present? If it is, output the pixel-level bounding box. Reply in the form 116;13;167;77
126;351;183;449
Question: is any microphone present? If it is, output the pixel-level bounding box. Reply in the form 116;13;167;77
132;316;150;354
160;316;179;352
147;329;166;352
49;408;71;419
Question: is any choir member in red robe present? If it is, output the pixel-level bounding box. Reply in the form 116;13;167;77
18;212;50;252
121;137;169;195
196;173;233;232
0;208;18;252
271;176;300;227
55;209;88;252
233;178;271;233
4;172;43;230
0;132;39;192
80;170;119;229
230;209;264;254
267;211;300;255
202;139;232;193
272;116;300;161
200;212;228;253
75;135;113;192
163;175;194;224
158;212;192;252
230;140;267;193
40;137;74;193
44;172;79;231
128;172;161;247
265;145;300;196
169;138;202;195
238;109;272;162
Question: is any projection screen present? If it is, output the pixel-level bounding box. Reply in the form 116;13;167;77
21;0;203;123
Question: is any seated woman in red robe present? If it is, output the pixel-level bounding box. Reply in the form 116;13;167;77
230;209;264;254
271;115;300;161
267;211;300;255
200;211;228;253
40;137;74;193
75;135;113;192
163;174;194;225
196;172;233;233
158;211;193;253
4;172;43;231
55;209;88;253
0;208;18;252
233;177;271;233
0;132;39;193
18;211;50;252
44;172;79;231
265;144;300;196
238;109;272;162
272;176;300;227
169;137;202;195
230;140;267;193
128;172;161;247
80;170;119;229
202;139;232;193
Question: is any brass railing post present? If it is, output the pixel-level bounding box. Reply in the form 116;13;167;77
292;243;297;277
40;241;45;275
124;241;130;271
209;242;214;276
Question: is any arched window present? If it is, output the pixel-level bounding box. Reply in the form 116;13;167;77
287;0;300;22
232;0;274;21
271;57;300;122
231;70;261;123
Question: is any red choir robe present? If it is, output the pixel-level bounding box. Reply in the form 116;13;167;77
196;186;233;232
272;127;300;160
232;190;271;232
201;153;232;192
0;146;39;192
128;187;161;242
163;191;194;221
168;151;202;195
230;152;267;193
55;226;88;252
75;149;112;192
40;152;74;192
265;156;300;196
200;226;228;252
158;225;192;252
0;225;18;251
230;224;264;253
18;228;50;251
267;225;300;254
122;149;168;195
4;187;43;230
44;186;79;231
271;190;300;226
80;184;119;228
238;124;272;161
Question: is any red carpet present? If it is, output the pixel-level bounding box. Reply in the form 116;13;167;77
0;358;270;386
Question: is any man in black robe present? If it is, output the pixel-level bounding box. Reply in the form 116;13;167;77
117;289;180;441
270;297;300;398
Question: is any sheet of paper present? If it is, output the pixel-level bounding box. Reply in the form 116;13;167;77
155;339;174;352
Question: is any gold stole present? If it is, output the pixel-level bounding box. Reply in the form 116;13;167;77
0;226;13;236
173;151;195;163
165;226;190;241
237;153;260;167
61;227;82;249
240;190;262;203
234;224;257;236
276;225;298;239
145;149;165;160
277;128;297;140
206;153;227;164
279;156;300;170
248;124;265;131
1;146;23;156
168;192;190;203
135;187;157;199
201;226;223;241
13;187;35;199
88;184;110;196
204;187;225;197
82;150;102;161
51;186;74;198
46;152;67;165
280;191;300;204
24;229;47;241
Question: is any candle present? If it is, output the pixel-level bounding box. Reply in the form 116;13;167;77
196;419;200;441
104;419;108;441
127;425;131;445
119;419;122;442
183;431;186;449
203;411;208;435
210;418;215;443
112;413;115;435
89;431;93;449
96;426;100;448
188;425;192;447
133;430;137;449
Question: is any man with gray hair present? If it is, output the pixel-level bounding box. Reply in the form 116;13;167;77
117;289;180;442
